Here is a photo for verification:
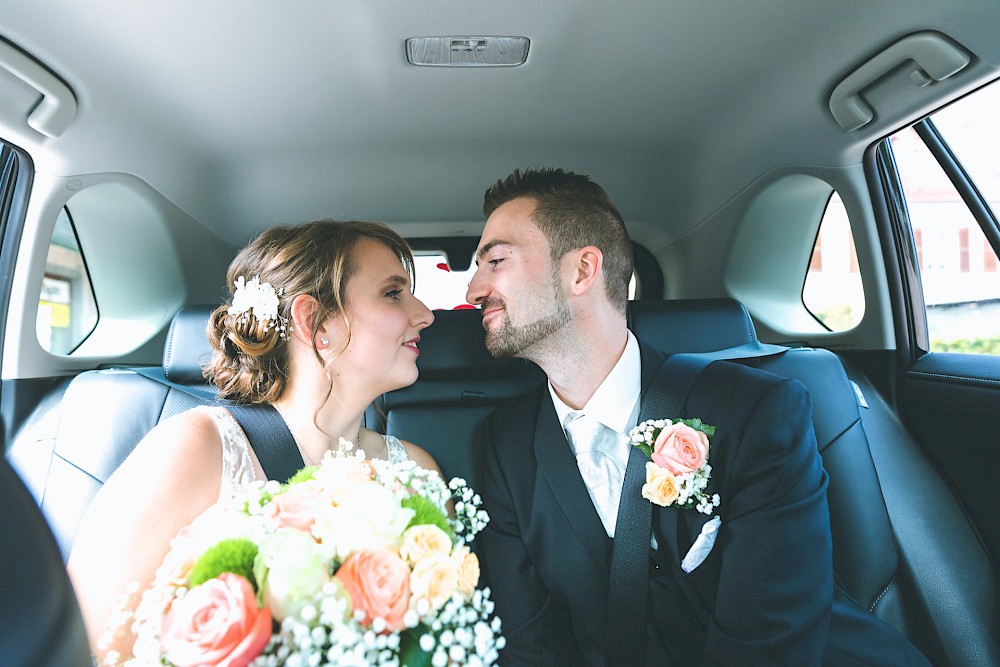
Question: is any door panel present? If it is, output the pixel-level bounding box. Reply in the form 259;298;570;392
877;82;1000;570
902;353;1000;565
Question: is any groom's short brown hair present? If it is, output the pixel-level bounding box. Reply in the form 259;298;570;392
483;167;633;315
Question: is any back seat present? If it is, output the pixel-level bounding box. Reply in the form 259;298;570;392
39;305;217;559
29;298;996;665
372;309;546;485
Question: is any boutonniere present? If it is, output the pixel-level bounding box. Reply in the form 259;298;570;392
629;418;720;514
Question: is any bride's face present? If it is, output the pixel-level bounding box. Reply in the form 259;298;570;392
326;238;434;394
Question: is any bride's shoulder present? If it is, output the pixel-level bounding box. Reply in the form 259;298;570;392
94;406;228;521
398;438;444;478
137;405;225;460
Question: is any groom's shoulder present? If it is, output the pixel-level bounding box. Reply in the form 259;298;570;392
693;357;812;411
702;357;787;385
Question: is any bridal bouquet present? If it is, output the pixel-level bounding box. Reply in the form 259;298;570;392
110;444;504;667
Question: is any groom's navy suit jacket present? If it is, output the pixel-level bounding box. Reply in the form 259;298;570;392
478;339;928;666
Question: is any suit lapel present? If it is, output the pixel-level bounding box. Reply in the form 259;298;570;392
531;338;669;572
534;393;611;570
637;338;666;401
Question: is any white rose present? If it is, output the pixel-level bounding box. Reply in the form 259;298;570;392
255;527;331;621
312;481;415;559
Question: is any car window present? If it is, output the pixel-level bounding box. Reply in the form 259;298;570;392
36;207;98;354
413;254;479;311
888;89;1000;355
802;191;865;331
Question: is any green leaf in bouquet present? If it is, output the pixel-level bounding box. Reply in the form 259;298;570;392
189;538;259;590
398;625;434;667
635;442;653;458
401;495;452;539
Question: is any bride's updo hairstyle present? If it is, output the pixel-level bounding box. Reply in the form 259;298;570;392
205;219;415;404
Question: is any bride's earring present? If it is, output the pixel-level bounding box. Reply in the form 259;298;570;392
319;337;329;347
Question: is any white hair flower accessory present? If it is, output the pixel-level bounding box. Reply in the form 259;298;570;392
228;275;289;338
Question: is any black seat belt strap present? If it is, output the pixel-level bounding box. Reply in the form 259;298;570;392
224;404;305;483
608;353;713;667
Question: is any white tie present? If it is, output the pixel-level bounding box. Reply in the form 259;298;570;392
565;412;625;537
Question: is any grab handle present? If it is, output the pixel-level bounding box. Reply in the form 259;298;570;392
829;31;970;131
0;37;77;138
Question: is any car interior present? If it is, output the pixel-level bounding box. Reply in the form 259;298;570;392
1;2;999;666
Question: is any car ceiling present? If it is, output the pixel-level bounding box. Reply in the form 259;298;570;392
2;1;1000;250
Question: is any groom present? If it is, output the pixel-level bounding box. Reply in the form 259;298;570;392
465;167;929;665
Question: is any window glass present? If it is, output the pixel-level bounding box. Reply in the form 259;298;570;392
413;254;479;311
412;252;637;310
890;124;1000;355
36;208;98;354
802;192;865;331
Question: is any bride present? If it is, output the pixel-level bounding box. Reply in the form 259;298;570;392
68;219;439;662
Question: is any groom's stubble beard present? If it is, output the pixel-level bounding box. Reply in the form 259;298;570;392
483;265;571;359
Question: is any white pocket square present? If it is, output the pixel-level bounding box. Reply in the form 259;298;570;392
680;515;721;573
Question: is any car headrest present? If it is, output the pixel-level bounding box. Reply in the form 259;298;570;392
163;304;216;384
416;309;537;378
627;298;761;353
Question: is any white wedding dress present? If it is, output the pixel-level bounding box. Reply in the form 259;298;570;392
206;406;408;498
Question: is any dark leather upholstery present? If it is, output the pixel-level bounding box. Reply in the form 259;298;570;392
0;455;91;666
378;309;546;486
629;297;763;352
41;306;217;559
163;303;216;383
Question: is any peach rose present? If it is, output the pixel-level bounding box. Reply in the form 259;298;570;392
641;462;679;507
266;481;327;532
160;572;272;667
400;524;453;565
335;548;410;632
452;545;481;597
409;553;460;610
651;423;709;475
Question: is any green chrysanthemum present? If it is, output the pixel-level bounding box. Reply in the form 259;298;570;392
188;538;259;590
402;494;452;539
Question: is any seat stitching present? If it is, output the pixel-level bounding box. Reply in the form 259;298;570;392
869;579;893;614
908;370;1000;388
163;326;177;381
51;451;102;484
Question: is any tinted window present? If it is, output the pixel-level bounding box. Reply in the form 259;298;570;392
36;208;98;354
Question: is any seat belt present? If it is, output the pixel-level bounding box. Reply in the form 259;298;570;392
130;366;304;482
608;352;714;667
225;403;305;483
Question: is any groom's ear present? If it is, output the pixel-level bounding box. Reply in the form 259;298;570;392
569;246;604;297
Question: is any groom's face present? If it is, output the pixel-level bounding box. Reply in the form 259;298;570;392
466;197;571;358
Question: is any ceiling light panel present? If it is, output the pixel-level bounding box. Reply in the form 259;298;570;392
405;36;529;67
